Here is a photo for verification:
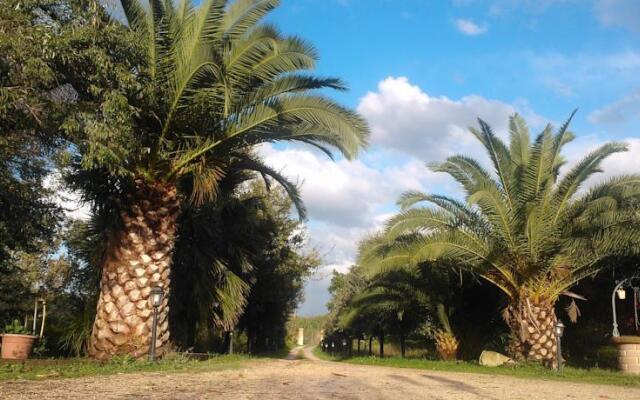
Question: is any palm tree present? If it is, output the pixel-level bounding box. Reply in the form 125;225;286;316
364;113;640;367
76;0;368;359
340;269;429;358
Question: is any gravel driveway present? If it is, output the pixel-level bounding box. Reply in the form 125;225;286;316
2;348;639;399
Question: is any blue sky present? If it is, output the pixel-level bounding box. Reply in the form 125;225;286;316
257;0;640;316
102;1;640;316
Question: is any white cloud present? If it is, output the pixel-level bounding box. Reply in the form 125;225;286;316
356;77;542;163
561;136;640;187
594;0;640;33
259;142;440;229
589;90;640;124
454;18;488;35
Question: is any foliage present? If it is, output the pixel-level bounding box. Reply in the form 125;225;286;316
369;112;640;302
3;320;29;334
66;0;369;206
360;113;640;363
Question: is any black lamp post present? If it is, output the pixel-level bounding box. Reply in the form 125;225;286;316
228;331;234;355
331;341;335;357
554;320;565;372
148;286;164;362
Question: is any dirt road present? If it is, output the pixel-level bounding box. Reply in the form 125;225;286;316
2;347;639;399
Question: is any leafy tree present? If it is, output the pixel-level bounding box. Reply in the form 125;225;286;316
0;0;126;326
237;184;320;353
64;0;368;359
364;113;640;367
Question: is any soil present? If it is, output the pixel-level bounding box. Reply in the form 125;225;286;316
2;347;639;399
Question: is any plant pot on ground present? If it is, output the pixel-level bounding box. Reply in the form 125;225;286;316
1;320;38;360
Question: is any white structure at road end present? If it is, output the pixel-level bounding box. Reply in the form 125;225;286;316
297;328;304;346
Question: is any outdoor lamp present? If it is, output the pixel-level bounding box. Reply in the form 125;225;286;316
617;287;627;300
148;286;164;362
554;320;565;372
554;320;565;338
342;339;347;347
229;331;234;355
151;286;164;307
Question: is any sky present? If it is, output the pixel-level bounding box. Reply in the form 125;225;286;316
96;0;640;316
254;0;640;316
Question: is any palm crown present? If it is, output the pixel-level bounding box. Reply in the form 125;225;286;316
86;0;368;202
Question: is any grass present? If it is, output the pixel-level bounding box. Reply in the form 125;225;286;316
0;353;250;381
312;347;640;387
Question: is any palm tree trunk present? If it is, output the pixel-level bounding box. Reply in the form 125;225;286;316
88;180;180;360
400;329;406;358
506;296;558;368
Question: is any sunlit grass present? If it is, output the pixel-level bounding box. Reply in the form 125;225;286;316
312;347;640;387
0;353;250;381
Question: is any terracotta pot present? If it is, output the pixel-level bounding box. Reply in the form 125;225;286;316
612;336;640;375
1;334;38;360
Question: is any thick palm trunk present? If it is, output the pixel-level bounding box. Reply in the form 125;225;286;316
88;180;180;360
434;330;459;360
506;296;558;368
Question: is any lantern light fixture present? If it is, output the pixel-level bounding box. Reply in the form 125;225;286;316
148;286;164;362
617;287;626;300
150;286;164;307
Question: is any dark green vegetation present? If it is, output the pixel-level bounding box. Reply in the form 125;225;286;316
323;114;640;369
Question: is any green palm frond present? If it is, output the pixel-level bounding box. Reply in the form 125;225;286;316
367;112;640;302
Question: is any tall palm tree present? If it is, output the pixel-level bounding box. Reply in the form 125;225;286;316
77;0;368;359
364;113;640;367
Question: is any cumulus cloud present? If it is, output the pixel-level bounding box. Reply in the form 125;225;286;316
589;90;640;124
356;77;540;163
561;136;640;186
259;142;441;229
454;18;488;35
594;0;640;33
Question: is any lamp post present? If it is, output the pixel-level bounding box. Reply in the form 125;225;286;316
331;341;335;357
148;286;164;362
228;331;234;355
554;320;565;372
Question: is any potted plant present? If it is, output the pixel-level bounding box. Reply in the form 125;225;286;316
1;320;38;360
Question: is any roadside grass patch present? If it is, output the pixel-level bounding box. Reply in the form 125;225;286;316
0;353;249;381
312;347;640;387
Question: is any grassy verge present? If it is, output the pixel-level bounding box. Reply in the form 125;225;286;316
0;353;250;381
312;347;640;387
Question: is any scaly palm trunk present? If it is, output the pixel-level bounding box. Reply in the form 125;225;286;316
434;330;459;360
88;180;180;360
506;296;558;368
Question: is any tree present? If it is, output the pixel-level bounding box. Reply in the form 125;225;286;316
366;113;640;367
68;0;368;359
0;0;134;326
340;269;429;358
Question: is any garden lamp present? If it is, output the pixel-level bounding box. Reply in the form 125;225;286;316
617;287;626;300
148;286;164;362
229;331;234;355
554;320;565;372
